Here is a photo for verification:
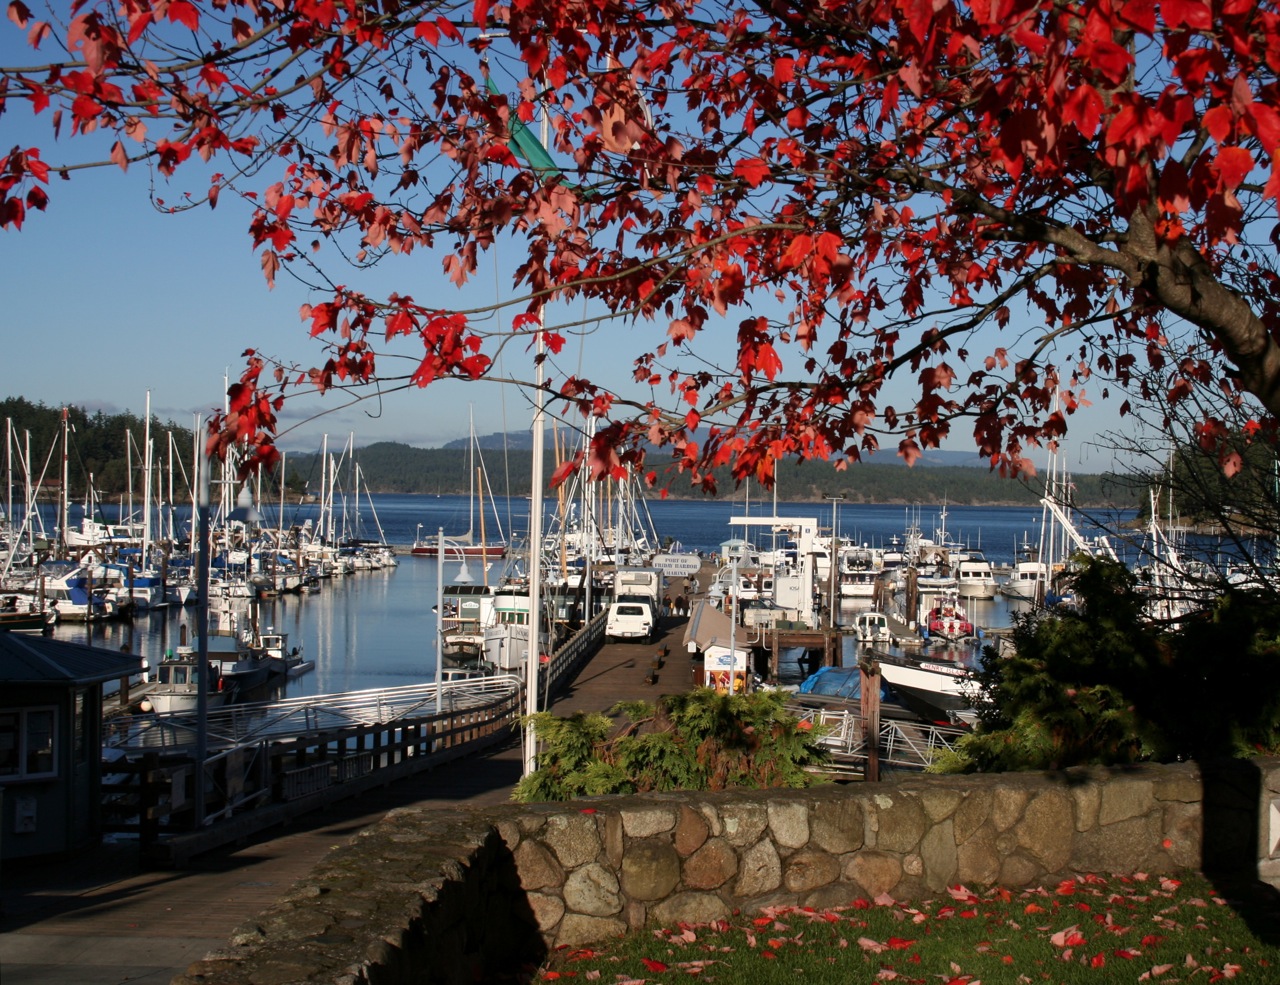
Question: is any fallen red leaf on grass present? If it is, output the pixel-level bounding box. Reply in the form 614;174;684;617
640;957;668;972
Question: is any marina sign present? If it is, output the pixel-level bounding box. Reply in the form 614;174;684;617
652;553;702;578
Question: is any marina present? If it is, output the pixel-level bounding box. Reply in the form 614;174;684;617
5;482;1258;859
14;494;1135;695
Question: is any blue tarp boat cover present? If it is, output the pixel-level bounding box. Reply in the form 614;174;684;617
797;665;863;699
797;665;899;704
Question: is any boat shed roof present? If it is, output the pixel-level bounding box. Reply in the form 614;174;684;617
682;600;737;654
0;633;142;686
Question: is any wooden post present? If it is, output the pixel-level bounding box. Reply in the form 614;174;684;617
139;753;161;857
859;658;881;782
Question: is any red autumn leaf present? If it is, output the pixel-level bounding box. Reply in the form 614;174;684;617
734;157;771;188
1214;146;1253;190
1162;0;1212;30
412;19;438;44
640;957;668;971
166;0;199;29
887;936;916;949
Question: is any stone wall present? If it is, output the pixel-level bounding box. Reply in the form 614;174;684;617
174;757;1280;985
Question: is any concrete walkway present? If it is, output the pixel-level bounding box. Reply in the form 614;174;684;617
0;610;697;985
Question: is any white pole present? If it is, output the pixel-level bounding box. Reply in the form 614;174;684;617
436;526;445;711
195;438;210;828
142;390;152;564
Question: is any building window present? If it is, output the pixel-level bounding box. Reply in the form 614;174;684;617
0;707;57;781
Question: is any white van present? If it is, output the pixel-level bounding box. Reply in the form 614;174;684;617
605;598;657;643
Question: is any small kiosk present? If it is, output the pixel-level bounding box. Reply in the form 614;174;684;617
682;600;749;693
0;633;141;860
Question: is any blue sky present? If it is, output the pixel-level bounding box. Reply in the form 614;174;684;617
0;27;1129;474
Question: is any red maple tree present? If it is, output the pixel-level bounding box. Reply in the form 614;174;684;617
4;0;1279;489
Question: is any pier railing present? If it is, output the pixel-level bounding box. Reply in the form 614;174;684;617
102;675;524;864
788;703;968;774
99;606;609;865
543;609;606;697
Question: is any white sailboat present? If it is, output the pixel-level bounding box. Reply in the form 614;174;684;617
412;410;508;560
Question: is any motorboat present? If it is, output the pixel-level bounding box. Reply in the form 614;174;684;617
0;593;57;632
955;554;998;599
924;594;974;640
838;547;880;599
1002;559;1047;601
852;610;892;645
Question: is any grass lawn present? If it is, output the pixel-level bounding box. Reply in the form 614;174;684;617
536;872;1280;983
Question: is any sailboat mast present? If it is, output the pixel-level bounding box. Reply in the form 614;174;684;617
58;406;69;559
142;390;153;562
468;408;477;538
4;417;11;530
319;434;329;543
189;418;200;557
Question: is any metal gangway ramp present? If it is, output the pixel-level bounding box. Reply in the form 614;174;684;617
787;702;968;775
107;675;525;753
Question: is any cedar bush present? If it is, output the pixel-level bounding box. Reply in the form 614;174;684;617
933;556;1280;773
512;688;830;803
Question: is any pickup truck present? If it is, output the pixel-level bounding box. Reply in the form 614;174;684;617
604;596;658;643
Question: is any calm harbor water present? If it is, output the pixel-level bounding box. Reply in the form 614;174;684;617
35;494;1138;695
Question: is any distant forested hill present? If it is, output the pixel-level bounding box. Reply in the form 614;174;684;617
1;398;1141;508
283;441;1140;508
0;396;198;498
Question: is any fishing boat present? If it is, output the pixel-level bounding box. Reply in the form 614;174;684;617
247;625;310;678
144;650;234;714
871;649;976;722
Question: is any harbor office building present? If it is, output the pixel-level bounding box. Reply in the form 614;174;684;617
0;633;141;860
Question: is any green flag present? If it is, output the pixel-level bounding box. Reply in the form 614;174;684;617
485;78;561;178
